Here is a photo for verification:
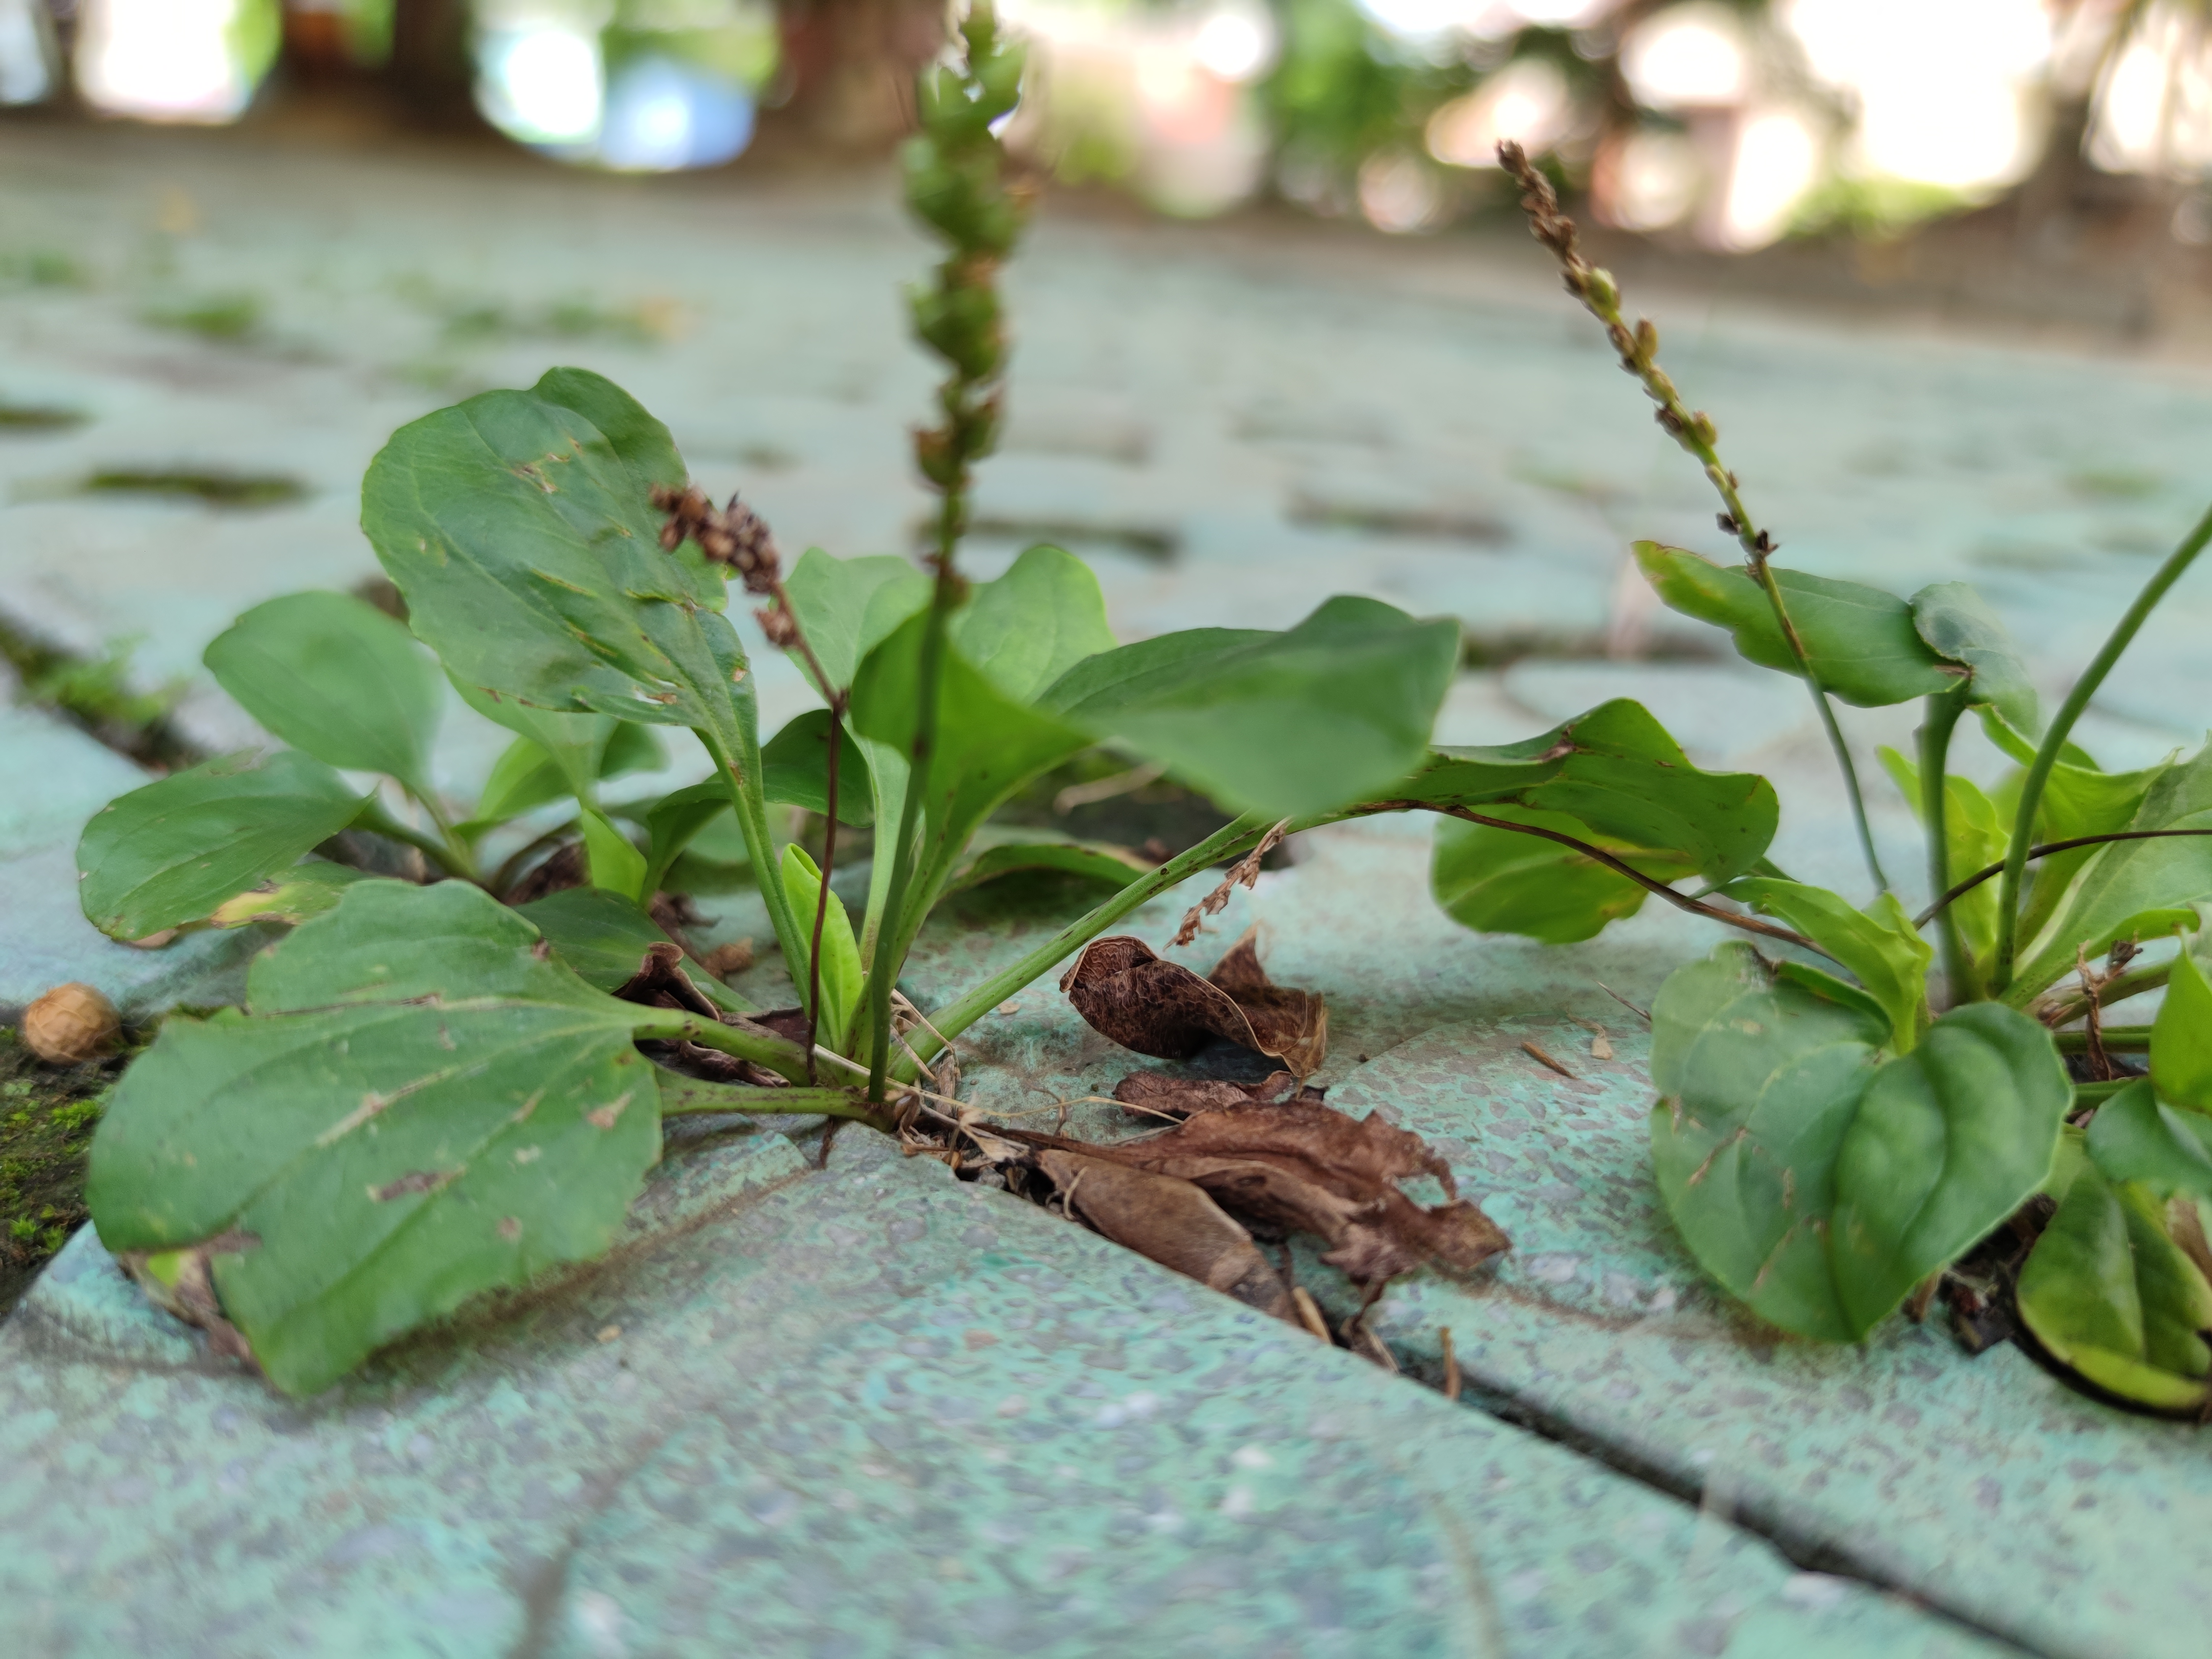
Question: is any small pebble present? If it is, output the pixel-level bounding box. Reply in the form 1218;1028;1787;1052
24;982;120;1064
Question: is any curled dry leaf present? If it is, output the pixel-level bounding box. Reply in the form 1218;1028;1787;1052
1012;1096;1509;1295
1060;927;1328;1078
1114;1068;1320;1121
1033;1147;1296;1321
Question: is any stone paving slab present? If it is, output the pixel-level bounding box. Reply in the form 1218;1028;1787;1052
0;1118;2007;1658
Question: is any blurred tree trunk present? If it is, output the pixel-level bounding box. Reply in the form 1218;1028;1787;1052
388;0;479;126
772;0;946;151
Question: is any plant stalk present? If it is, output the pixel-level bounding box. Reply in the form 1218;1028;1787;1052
1918;686;1979;1006
355;797;477;883
1990;501;2212;992
1917;829;2212;927
658;1084;889;1125
1497;140;1888;897
634;1009;815;1085
702;727;814;980
2037;957;2182;1028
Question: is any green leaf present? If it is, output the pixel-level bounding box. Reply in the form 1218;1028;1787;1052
2011;744;2212;1001
1881;747;2009;965
2016;1137;2212;1411
1038;596;1460;817
1431;805;1695;945
852;615;1091;954
579;808;647;901
760;708;874;825
1407;700;1779;888
202;591;442;794
1633;542;1956;707
1653;944;2067;1340
2086;1080;2212;1200
780;845;862;1051
1732;878;1932;1050
466;722;665;837
940;839;1151;900
363;369;750;740
779;550;933;695
78;750;370;940
85;881;663;1397
1908;582;2037;732
209;863;385;929
516;886;749;1014
946;544;1118;703
452;675;618;804
2154;950;2212;1110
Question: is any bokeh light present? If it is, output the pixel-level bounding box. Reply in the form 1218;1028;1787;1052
76;0;279;125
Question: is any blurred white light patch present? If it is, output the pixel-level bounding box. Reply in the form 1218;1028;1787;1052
1722;107;1820;248
1622;5;1747;110
2090;4;2212;177
1357;0;1488;43
77;0;265;123
1359;151;1444;233
1426;58;1572;167
1787;0;2049;190
0;0;53;106
1605;129;1701;231
598;55;755;170
478;22;605;149
1192;3;1276;84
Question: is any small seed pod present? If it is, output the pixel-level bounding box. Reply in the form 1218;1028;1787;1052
23;981;120;1065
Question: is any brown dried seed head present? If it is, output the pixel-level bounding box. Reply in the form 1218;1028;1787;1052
24;981;120;1064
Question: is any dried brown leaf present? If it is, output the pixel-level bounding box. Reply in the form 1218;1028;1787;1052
1034;1147;1295;1322
1012;1098;1509;1295
1113;1068;1321;1122
1059;927;1327;1078
612;943;794;1086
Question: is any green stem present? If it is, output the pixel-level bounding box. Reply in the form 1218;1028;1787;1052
1991;501;2212;993
658;1081;893;1128
891;811;1272;1084
2071;1078;2135;1109
632;1009;815;1085
700;728;813;988
356;798;477;882
1918;686;1978;1005
865;564;959;1103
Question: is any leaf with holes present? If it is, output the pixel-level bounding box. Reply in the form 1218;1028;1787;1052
78;749;370;941
84;880;667;1397
1652;943;2067;1340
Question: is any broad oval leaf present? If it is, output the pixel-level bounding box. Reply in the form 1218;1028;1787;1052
516;886;749;1014
1038;596;1460;817
203;591;442;792
78;749;369;941
1431;805;1695;945
2017;1137;2212;1412
780;549;932;695
941;839;1151;901
2152;949;2212;1111
2085;1079;2212;1200
86;881;662;1397
2011;742;2212;1001
1634;542;1955;708
364;369;748;736
1732;878;1931;1050
760;707;875;825
1908;582;2037;732
579;807;648;900
946;543;1118;703
1653;944;2066;1340
1408;699;1778;887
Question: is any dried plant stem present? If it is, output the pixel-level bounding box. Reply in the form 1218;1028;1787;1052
1497;141;1888;897
2037;957;2180;1028
1990;500;2212;992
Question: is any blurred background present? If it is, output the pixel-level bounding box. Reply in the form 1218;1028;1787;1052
1;0;2207;260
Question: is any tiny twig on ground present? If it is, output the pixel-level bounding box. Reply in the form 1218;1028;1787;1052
1521;1041;1577;1080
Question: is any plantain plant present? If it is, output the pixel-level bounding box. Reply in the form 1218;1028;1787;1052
67;13;2212;1410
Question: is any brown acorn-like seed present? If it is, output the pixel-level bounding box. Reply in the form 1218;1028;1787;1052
23;981;121;1065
